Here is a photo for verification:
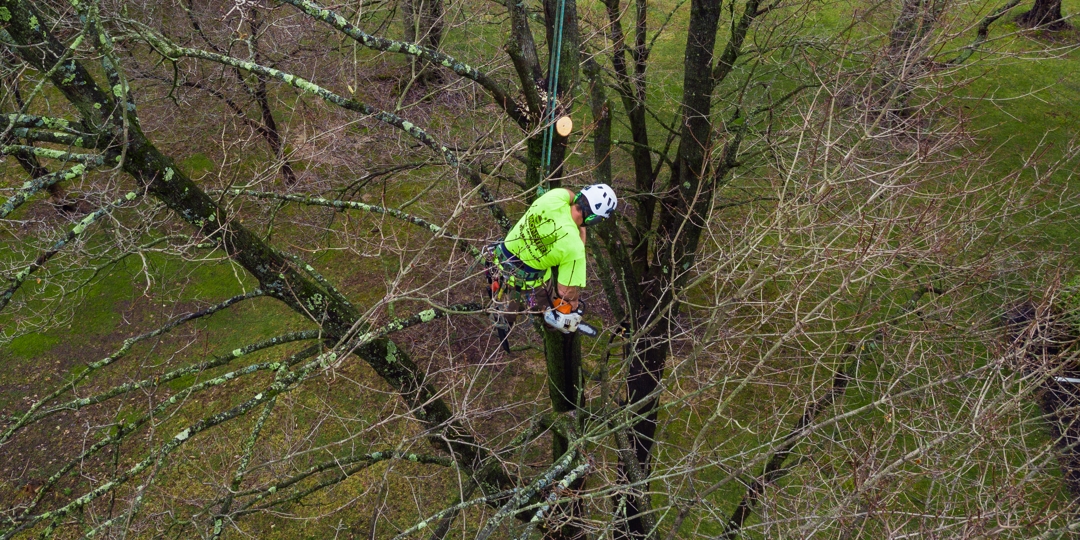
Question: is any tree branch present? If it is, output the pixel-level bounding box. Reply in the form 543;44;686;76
946;0;1022;65
280;0;529;129
0;191;142;312
220;189;480;256
0;163;91;218
0;145;104;165
720;337;876;539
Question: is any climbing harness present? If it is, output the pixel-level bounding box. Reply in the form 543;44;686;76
483;243;544;352
539;0;570;195
482;243;600;347
489;243;546;289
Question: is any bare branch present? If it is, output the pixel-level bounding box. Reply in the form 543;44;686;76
280;0;529;129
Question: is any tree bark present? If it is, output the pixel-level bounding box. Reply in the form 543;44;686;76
1017;0;1070;29
603;0;655;279
403;0;445;83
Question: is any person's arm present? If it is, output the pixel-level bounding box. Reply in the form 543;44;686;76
555;254;586;310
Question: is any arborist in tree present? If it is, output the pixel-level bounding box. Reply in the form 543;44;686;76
485;184;617;344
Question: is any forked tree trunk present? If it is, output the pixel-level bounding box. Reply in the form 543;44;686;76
403;0;444;84
1017;0;1070;29
614;0;729;534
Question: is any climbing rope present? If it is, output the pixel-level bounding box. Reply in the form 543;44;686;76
539;0;569;195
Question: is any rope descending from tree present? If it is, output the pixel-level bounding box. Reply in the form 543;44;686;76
539;0;569;195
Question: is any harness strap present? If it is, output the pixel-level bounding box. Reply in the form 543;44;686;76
495;243;539;273
493;243;544;287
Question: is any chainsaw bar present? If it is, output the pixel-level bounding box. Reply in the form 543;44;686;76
578;322;599;337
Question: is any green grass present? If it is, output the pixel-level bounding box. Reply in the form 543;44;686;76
935;0;1079;254
5;333;61;359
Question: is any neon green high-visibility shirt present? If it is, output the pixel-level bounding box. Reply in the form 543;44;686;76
503;189;586;287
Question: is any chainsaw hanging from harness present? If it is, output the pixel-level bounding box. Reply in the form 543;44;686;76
483;243;545;351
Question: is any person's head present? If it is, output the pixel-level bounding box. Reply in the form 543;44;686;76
573;184;618;227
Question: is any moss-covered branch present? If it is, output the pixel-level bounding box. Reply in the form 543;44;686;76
5;127;102;148
0;191;141;312
0;113;93;137
474;447;579;540
279;0;528;129
0;163;91;218
222;189;480;256
390;485;519;540
0;145;104;165
516;461;592;540
211;397;277;539
17;330;317;433
340;302;483;354
0;289;265;445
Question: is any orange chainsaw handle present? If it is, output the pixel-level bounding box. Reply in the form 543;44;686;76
551;297;574;315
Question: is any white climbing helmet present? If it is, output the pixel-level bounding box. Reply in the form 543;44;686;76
578;184;617;220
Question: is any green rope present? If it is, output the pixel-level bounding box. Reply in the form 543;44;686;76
539;0;569;196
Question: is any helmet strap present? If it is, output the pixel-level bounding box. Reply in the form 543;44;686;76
574;192;603;226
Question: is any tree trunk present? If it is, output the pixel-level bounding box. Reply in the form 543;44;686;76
612;0;767;533
1017;0;1070;29
543;328;585;540
881;0;947;118
888;0;944;58
602;0;655;279
1039;379;1080;500
615;0;725;534
403;0;445;84
247;10;298;185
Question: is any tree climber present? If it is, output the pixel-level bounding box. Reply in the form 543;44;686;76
485;184;618;339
